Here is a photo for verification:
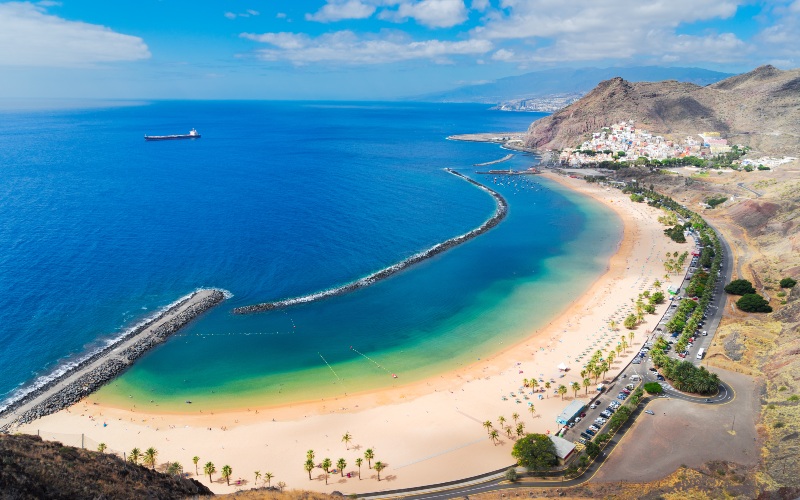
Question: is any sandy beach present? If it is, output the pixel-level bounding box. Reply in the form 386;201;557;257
18;173;689;495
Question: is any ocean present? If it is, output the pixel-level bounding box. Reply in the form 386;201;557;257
0;101;621;411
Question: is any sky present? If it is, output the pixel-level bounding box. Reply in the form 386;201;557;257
0;0;799;100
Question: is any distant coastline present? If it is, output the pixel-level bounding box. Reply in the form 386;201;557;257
232;169;508;314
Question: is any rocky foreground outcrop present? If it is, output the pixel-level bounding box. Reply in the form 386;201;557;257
0;433;212;499
525;65;800;155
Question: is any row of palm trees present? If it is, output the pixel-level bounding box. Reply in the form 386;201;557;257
482;410;538;445
304;446;387;483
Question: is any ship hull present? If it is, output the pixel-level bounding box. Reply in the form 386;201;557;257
144;134;201;141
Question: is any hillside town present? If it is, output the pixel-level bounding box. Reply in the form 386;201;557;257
557;121;716;166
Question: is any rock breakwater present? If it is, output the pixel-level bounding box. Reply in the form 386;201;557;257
233;169;508;314
0;289;225;431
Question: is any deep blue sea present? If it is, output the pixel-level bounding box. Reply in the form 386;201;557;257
0;101;621;411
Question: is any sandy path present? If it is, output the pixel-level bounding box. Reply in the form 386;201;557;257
18;175;690;495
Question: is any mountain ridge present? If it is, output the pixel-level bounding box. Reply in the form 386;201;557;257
524;65;800;155
413;66;734;104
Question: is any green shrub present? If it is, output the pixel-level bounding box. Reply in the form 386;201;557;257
789;395;800;402
644;382;663;394
724;279;756;295
737;293;773;313
504;467;519;482
706;196;727;208
511;434;558;471
774;422;785;428
780;277;797;288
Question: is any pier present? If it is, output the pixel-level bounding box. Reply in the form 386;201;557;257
473;153;513;167
0;289;226;431
233;169;508;314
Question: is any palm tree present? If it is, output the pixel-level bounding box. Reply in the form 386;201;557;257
653;279;662;290
337;458;346;477
506;427;514;439
528;405;536;420
557;384;567;400
204;462;216;483
607;350;615;365
277;481;286;492
482;420;493;433
193;456;200;476
167;462;183;477
544;381;551;397
522;377;529;388
143;447;158;469
616;343;623;356
583;377;591;395
601;360;610;380
530;379;538;391
489;429;500;445
342;432;352;450
97;443;107;453
516;422;525;437
355;458;363;480
304;459;315;480
609;320;618;332
128;447;141;465
221;465;233;486
254;471;261;486
307;449;315;462
629;330;635;343
571;381;580;399
580;369;587;379
264;471;273;488
498;416;506;428
512;412;520;424
374;461;386;481
364;448;375;469
321;458;332;485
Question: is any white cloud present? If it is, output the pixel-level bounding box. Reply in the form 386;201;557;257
381;0;469;28
491;48;514;61
241;30;492;65
276;12;287;19
475;0;739;39
306;0;378;22
0;2;150;67
468;0;754;65
225;9;260;20
470;0;489;11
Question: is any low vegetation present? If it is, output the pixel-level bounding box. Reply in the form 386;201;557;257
780;277;797;288
737;293;773;313
725;279;756;295
651;352;720;394
644;382;663;394
511;433;558;471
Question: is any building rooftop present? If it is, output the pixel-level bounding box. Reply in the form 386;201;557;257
549;435;576;460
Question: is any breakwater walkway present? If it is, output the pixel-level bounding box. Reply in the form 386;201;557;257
473;153;513;167
0;289;226;432
233;169;508;314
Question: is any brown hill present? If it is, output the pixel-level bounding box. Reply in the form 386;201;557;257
0;434;212;500
525;65;800;155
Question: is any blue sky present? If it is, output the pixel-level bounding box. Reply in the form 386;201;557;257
0;0;798;99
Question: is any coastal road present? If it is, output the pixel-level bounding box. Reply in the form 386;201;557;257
0;289;222;431
357;225;737;499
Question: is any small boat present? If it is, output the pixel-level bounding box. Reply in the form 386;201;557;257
145;129;201;141
185;400;192;404
392;374;398;378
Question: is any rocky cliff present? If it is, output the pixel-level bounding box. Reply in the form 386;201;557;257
525;65;800;155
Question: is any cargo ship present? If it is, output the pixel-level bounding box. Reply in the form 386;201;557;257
144;128;201;141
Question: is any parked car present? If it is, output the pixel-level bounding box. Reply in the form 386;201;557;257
645;410;655;415
589;402;598;409
580;432;593;440
584;428;596;436
589;425;600;432
656;375;665;381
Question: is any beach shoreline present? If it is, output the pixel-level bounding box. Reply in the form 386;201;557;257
17;172;688;495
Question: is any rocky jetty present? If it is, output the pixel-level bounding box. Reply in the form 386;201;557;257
233;169;508;314
0;289;225;431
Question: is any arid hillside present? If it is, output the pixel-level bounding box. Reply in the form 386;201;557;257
525;65;800;155
608;164;800;494
0;434;212;499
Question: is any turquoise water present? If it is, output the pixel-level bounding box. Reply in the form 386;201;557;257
0;101;621;411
